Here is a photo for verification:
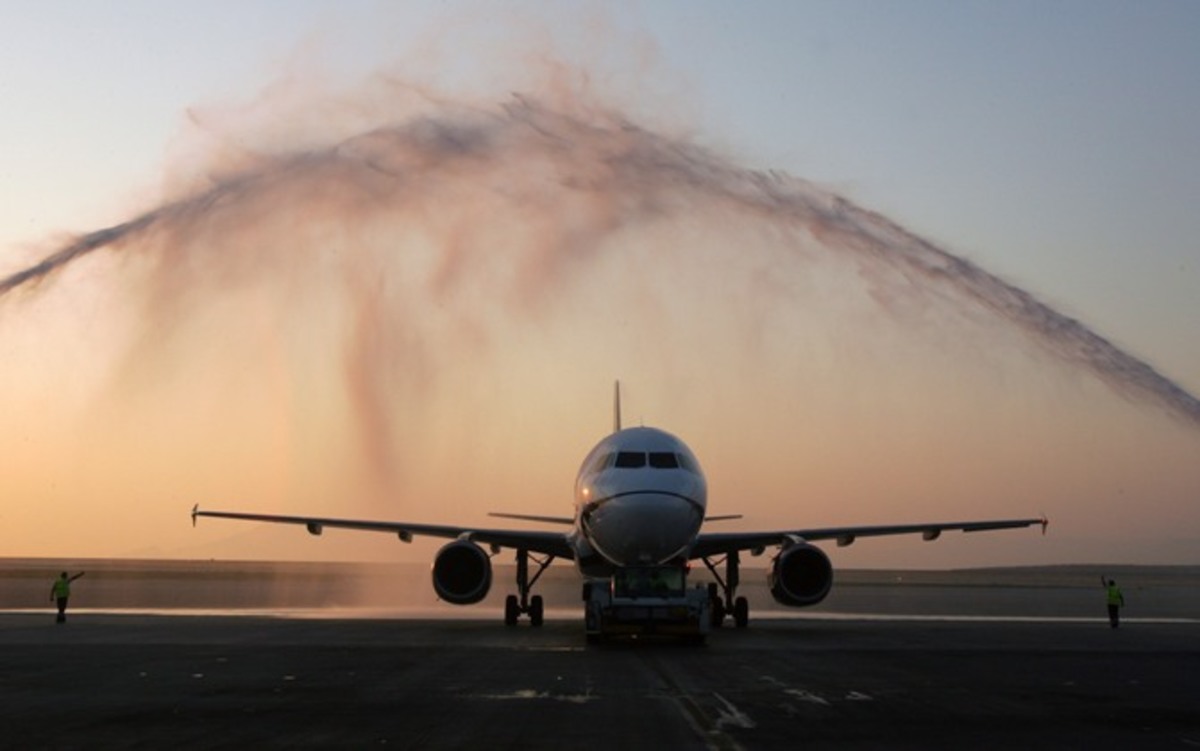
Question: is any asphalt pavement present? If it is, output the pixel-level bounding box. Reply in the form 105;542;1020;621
2;612;1196;749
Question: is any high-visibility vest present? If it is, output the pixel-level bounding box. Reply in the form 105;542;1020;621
1106;584;1123;606
52;578;71;599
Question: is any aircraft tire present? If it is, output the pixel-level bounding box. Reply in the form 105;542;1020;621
504;595;520;626
733;596;749;628
530;595;544;627
711;599;726;628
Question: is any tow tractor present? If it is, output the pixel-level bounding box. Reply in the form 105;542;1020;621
583;565;711;643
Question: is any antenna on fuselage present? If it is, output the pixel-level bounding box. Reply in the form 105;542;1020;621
613;380;622;433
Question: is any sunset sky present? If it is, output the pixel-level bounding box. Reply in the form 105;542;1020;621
1;1;1197;569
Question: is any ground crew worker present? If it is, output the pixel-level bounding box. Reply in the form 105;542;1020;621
50;571;85;624
1101;577;1125;628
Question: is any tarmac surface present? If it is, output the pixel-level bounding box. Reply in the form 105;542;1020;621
3;611;1197;750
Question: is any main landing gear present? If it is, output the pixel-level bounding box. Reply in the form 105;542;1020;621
504;549;554;627
701;551;749;629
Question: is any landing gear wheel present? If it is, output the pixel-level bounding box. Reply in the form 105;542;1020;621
529;595;544;627
733;596;749;628
701;552;744;630
504;595;520;626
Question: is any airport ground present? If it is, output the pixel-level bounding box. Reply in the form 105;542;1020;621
2;613;1197;750
2;560;1198;749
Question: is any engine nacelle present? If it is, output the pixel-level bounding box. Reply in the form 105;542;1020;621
431;540;492;605
768;542;833;607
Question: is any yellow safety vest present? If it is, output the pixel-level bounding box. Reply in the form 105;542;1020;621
1106;584;1123;606
52;578;71;599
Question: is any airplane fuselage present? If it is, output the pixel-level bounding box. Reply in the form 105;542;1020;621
571;426;707;577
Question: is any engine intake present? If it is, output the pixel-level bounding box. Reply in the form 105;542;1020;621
431;540;492;605
768;542;833;607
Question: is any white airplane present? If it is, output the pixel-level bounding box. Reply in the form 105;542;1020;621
192;383;1047;628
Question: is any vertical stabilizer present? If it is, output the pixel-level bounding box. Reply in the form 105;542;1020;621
613;380;622;433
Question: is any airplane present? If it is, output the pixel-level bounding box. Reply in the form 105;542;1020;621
192;383;1047;630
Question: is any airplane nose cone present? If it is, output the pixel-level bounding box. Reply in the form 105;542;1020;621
584;492;702;566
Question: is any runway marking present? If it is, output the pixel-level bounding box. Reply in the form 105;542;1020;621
785;689;831;707
476;689;595;704
765;674;858;707
712;692;757;730
641;654;749;751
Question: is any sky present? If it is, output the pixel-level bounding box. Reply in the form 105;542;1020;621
1;1;1197;569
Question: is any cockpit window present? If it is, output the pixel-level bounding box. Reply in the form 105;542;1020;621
614;451;646;468
610;451;693;470
648;452;679;469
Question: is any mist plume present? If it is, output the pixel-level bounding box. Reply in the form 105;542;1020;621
3;88;1198;475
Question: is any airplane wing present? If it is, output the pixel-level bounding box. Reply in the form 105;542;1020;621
690;517;1047;559
191;506;576;560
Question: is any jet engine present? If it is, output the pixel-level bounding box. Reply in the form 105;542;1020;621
431;540;492;605
768;542;833;607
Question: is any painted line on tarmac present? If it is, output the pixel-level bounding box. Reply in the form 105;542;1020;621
641;652;749;751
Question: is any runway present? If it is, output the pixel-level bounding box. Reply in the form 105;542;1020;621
3;612;1196;749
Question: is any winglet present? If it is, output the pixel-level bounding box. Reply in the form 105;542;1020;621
1040;516;1050;535
613;380;622;433
191;503;199;527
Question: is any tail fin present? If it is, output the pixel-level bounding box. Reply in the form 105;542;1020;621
613;380;622;433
